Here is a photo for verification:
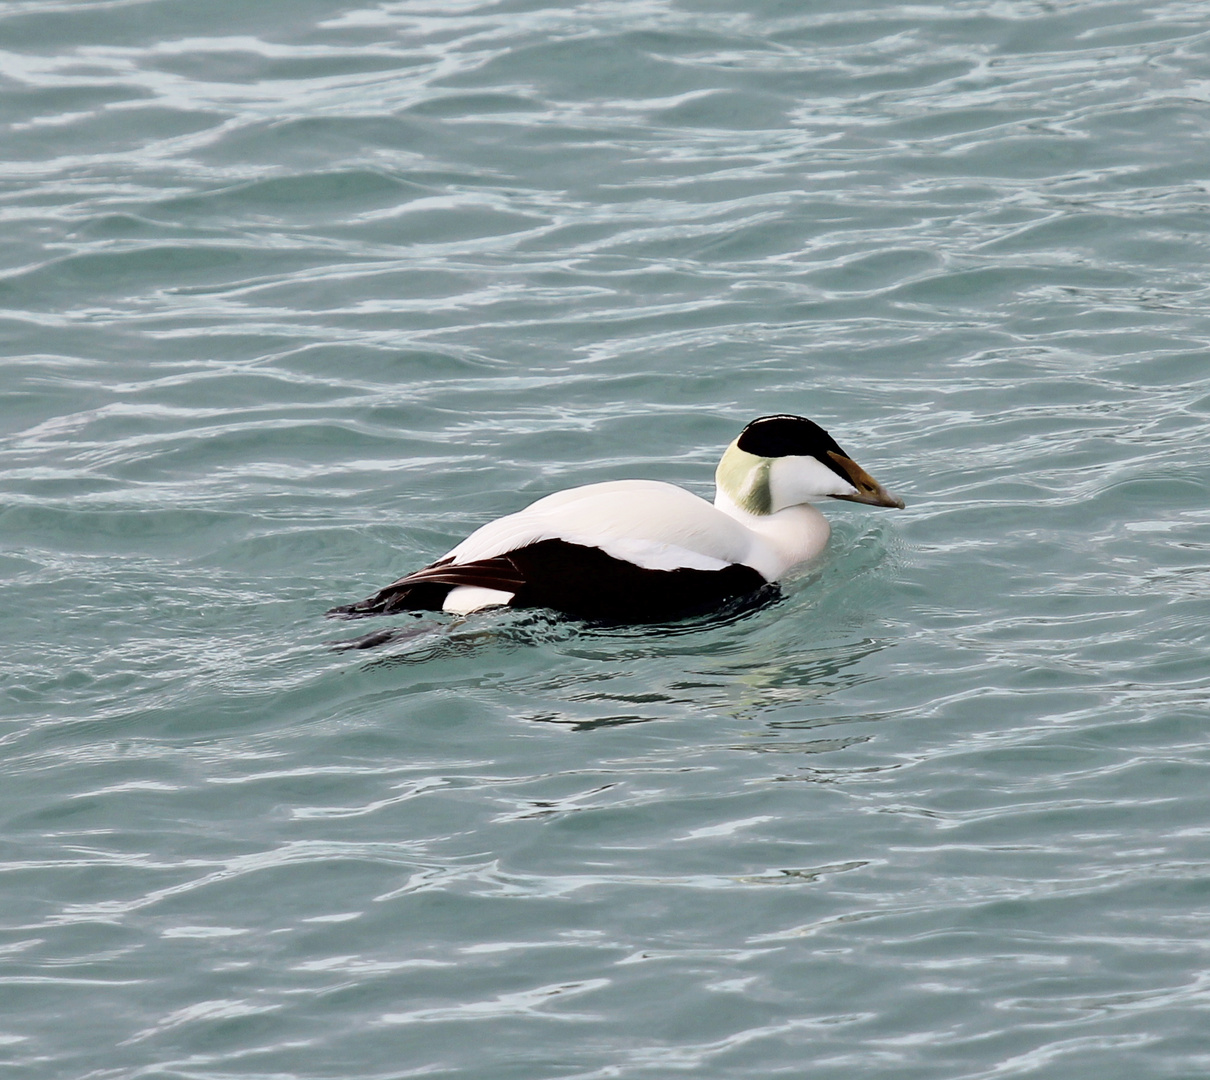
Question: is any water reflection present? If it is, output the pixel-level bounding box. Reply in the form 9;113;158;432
522;625;889;733
325;534;899;742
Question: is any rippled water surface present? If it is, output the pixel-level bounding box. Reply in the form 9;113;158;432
3;1;1210;1076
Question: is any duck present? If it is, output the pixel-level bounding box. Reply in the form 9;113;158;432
327;414;903;625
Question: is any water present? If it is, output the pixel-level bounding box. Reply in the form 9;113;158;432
3;1;1210;1076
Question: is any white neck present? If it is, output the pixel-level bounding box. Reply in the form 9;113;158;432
713;489;832;580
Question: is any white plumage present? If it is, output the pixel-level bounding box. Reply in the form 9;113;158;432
449;481;746;571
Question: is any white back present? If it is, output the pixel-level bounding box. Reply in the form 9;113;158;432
447;480;757;572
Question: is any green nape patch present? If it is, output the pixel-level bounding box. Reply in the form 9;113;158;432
714;441;772;515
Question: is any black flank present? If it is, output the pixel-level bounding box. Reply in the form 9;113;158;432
327;538;770;624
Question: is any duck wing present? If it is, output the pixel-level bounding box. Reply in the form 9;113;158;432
327;538;769;623
326;554;527;618
327;480;770;622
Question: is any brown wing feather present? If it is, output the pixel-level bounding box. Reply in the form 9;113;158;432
326;554;526;618
389;556;526;591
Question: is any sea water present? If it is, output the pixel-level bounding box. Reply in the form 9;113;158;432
2;1;1209;1077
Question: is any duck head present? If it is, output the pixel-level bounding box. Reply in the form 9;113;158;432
715;414;904;515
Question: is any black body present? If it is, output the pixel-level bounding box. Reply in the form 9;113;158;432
328;538;770;624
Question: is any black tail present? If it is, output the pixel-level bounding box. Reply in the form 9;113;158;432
326;580;451;619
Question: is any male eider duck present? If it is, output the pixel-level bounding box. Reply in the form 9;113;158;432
328;414;903;625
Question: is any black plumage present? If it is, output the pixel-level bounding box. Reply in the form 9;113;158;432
328;538;770;624
735;414;854;485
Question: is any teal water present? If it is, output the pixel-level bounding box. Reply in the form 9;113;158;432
3;1;1210;1076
